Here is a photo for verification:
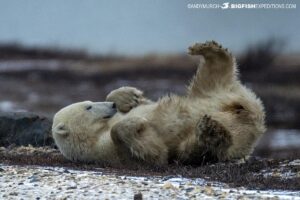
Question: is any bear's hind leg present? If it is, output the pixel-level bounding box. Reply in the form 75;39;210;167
196;115;233;161
111;117;168;165
187;41;238;97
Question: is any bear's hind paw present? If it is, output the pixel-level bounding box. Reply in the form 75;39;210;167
188;41;232;61
196;115;233;149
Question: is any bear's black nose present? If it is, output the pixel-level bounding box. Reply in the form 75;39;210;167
112;103;116;109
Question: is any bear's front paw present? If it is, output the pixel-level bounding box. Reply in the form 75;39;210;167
196;115;232;149
106;87;144;113
188;41;232;61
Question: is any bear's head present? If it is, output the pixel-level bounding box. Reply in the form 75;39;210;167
52;101;117;162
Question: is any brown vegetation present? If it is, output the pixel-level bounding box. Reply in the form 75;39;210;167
0;146;299;190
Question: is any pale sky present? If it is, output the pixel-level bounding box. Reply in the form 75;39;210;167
0;0;299;55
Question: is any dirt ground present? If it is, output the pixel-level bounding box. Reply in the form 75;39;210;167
1;146;299;191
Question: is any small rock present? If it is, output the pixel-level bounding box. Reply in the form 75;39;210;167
272;172;281;177
185;187;194;193
203;186;214;196
116;180;125;184
133;192;143;200
9;192;18;196
163;182;176;190
28;175;40;183
161;175;178;181
141;181;148;185
66;182;77;190
0;112;53;147
220;192;228;198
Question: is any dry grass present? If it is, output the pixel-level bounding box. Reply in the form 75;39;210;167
0;146;299;191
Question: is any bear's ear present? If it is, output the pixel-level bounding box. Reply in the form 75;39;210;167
52;122;69;136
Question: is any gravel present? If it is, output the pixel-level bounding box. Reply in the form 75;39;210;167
1;164;300;200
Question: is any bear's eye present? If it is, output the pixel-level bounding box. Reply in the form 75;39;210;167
85;105;92;110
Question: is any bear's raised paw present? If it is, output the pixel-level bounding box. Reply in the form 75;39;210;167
188;41;232;61
106;87;144;113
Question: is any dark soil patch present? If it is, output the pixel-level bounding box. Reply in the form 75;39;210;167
0;146;299;191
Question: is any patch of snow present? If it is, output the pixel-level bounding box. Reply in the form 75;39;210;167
0;101;16;112
0;59;76;72
0;165;299;200
270;129;300;149
0;101;27;112
261;170;297;179
288;159;300;166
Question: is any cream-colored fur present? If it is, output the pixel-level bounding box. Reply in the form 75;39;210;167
52;41;266;166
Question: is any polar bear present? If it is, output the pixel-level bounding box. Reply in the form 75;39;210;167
52;41;266;166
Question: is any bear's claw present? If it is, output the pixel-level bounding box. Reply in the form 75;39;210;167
188;41;232;59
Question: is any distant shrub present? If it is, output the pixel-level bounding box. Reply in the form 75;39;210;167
0;43;123;61
239;38;285;72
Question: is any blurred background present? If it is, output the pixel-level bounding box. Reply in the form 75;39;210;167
0;0;299;158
